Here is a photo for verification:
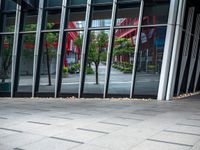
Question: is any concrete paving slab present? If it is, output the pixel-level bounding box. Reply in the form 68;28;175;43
129;140;190;150
19;137;80;150
0;94;199;149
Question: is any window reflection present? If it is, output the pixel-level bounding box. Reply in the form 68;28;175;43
0;35;13;93
83;30;109;95
44;10;61;30
91;6;112;28
18;34;35;92
2;13;16;32
142;1;170;25
108;28;136;95
116;3;140;26
66;8;86;29
61;31;83;95
22;12;38;31
38;32;59;93
134;27;167;96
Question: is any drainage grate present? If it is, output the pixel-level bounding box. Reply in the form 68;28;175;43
0;128;23;133
116;116;144;121
147;139;193;147
15;112;32;115
77;128;109;134
163;130;200;136
176;123;200;128
13;148;25;150
0;117;8;119
27;121;51;125
50;136;84;144
50;116;73;120
70;112;91;116
99;121;129;127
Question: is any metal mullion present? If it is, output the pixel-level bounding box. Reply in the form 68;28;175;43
130;0;144;98
194;46;200;92
11;4;21;97
141;24;168;28
88;27;110;31
0;1;3;33
55;0;68;98
32;0;45;97
19;31;36;34
166;0;187;100
176;7;195;96
64;28;84;32
103;0;118;98
41;29;60;33
78;0;92;98
186;14;200;93
0;32;15;35
157;0;180;100
114;25;138;29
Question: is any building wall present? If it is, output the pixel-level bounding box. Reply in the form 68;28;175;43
0;0;198;99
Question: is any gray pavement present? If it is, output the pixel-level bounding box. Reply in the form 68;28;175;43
0;95;200;150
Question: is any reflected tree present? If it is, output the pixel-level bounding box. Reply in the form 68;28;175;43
74;31;108;84
0;36;13;83
88;31;108;84
44;32;58;86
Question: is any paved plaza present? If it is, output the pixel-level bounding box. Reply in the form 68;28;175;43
0;95;200;150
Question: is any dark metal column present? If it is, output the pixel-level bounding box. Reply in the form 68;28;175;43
32;0;44;97
103;0;118;98
55;0;68;97
11;4;21;97
78;0;92;98
130;0;144;98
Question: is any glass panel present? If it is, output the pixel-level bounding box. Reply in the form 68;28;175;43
38;32;59;93
4;0;16;11
0;35;13;93
142;1;170;25
46;0;62;7
83;30;109;95
67;8;86;29
2;13;16;32
22;12;38;31
108;28;136;95
91;6;112;28
61;31;83;94
134;27;167;96
18;34;35;92
116;2;140;26
69;0;87;6
44;10;61;30
118;0;140;2
93;0;112;4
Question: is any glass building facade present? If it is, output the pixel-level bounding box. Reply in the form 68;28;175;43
0;0;199;100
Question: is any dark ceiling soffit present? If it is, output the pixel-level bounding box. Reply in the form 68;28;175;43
11;0;36;9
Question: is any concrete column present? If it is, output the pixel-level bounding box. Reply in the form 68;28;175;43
177;7;195;96
194;47;200;92
166;0;187;100
157;0;179;100
186;14;200;93
11;4;21;97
